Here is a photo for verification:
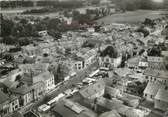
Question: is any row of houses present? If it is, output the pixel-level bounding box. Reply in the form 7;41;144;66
0;70;56;117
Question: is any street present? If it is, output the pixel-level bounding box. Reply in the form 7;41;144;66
29;60;99;111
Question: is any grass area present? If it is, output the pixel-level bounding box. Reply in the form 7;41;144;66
97;10;166;24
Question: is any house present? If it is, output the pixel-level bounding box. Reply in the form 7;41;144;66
33;71;55;93
52;99;97;117
31;82;45;101
99;46;122;69
81;49;97;68
71;54;85;71
144;69;168;83
22;45;41;57
138;58;148;70
126;57;139;70
38;42;57;55
0;91;20;117
10;85;34;106
147;56;166;70
79;80;105;106
19;63;49;75
0;90;10;117
97;97;145;117
154;87;168;111
10;81;45;107
143;81;165;102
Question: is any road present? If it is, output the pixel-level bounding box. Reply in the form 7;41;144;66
29;60;99;110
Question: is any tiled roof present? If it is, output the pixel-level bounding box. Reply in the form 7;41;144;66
143;81;165;96
33;71;54;83
79;80;105;98
144;69;168;79
0;90;9;104
11;85;31;95
155;88;168;103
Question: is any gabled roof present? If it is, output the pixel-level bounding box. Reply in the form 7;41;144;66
155;88;168;103
79;80;105;98
52;99;97;117
144;69;168;79
143;81;165;96
0;90;9;104
11;85;31;95
33;71;54;83
100;46;118;58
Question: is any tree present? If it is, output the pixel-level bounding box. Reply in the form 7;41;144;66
3;53;14;61
1;18;14;37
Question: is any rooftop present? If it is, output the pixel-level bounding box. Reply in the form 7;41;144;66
52;99;97;117
155;88;168;103
0;90;9;104
100;46;118;58
144;69;168;79
143;81;165;96
79;80;105;98
33;71;54;83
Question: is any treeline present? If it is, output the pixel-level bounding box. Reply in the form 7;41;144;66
113;0;168;11
0;1;34;8
0;0;83;8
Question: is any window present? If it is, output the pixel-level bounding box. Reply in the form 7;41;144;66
106;58;109;62
151;95;153;99
145;76;148;79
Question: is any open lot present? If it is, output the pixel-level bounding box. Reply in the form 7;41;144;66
97;10;166;24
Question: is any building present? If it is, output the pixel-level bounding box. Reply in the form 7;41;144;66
79;80;105;107
99;46;122;69
154;87;168;111
143;81;165;102
144;69;168;84
97;97;145;117
79;49;97;68
147;56;167;70
33;71;55;93
21;45;41;57
11;85;34;107
0;91;20;117
71;54;85;71
52;99;97;117
0;90;10;117
38;42;57;55
19;63;49;75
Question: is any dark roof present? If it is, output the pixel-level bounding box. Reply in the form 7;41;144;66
24;111;38;117
100;46;118;58
11;85;31;95
0;90;9;104
11;111;24;117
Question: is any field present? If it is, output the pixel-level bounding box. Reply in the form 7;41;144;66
97;10;166;24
